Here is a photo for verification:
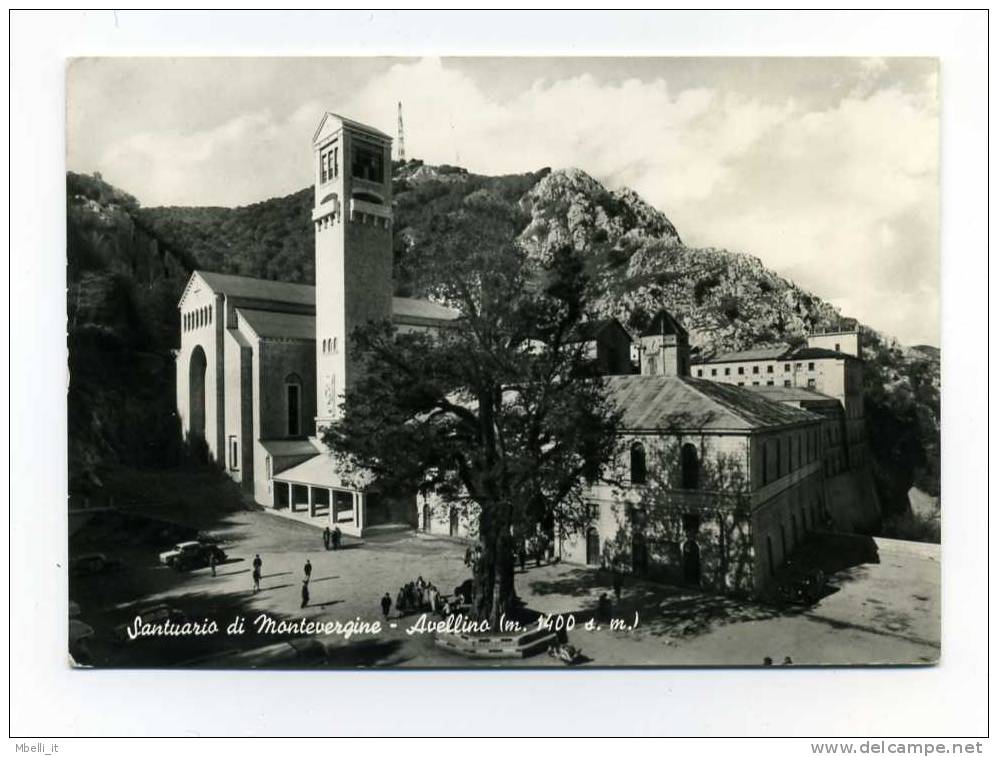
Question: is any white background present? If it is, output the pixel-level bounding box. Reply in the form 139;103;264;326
6;9;991;741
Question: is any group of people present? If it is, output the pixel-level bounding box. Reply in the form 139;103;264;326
395;576;443;617
322;526;343;551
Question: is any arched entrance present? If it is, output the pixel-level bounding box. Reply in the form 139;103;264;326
188;346;207;440
585;528;601;566
449;508;459;537
682;539;701;586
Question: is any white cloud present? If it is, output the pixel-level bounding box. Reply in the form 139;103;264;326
77;57;939;344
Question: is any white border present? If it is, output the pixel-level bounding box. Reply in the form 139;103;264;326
7;9;990;739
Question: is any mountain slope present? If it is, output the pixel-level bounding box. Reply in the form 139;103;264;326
72;162;939;519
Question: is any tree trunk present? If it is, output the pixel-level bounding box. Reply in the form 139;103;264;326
472;501;517;627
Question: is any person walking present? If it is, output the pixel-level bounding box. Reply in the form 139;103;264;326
304;558;312;582
333;526;342;550
208;551;217;577
252;554;262;592
323;527;331;551
300;580;310;609
380;592;392;619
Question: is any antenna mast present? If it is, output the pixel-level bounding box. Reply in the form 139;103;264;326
396;101;406;162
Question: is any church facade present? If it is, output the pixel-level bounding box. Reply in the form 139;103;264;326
175;114;457;535
175;111;875;596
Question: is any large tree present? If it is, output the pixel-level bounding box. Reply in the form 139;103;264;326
323;190;622;625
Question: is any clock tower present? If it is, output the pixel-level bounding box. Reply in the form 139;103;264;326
311;113;394;431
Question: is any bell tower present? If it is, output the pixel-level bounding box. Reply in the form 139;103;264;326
312;113;394;431
639;309;690;377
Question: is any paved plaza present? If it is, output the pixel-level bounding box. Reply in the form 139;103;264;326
69;507;940;668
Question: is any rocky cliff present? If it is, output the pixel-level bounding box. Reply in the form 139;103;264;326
70;162;939;519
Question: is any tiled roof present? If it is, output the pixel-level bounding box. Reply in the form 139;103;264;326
604;375;819;432
237;308;316;341
196;271;316;307
707;344;792;363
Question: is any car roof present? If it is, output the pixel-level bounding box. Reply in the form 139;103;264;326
176;541;201;547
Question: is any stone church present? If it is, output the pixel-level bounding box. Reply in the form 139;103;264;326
176;114;458;535
175;112;876;596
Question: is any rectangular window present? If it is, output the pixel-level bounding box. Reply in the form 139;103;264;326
784;380;791;387
737;367;744;375
808;362;816;371
228;436;239;470
767;365;774;373
287;384;301;436
265;456;272;480
766;380;774;386
697;369;703;377
784;363;791;372
834;343;840;352
711;368;717;377
752;381;759;386
724;367;731;376
807;378;817;389
752;366;759;374
352;144;384;183
737;382;744;387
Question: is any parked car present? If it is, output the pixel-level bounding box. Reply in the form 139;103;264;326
70;553;123;577
159;541;227;571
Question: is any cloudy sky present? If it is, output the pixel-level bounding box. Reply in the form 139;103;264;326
67;57;939;345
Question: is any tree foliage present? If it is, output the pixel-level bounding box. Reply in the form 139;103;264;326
322;190;622;624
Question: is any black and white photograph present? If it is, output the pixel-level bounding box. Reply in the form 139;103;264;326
64;54;942;670
8;8;989;742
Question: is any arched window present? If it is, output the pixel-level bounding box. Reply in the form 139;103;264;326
629;442;647;485
680;443;699;489
285;373;303;437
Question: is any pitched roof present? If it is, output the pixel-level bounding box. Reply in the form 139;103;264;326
604;375;819;432
258;439;322;459
569;318;633;343
313;112;391;144
707;344;792;363
272;447;358;488
194;271;315;307
237;308;316;341
391;296;460;323
744;385;838;403
641;310;688;338
183;271;460;328
792;346;858;361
